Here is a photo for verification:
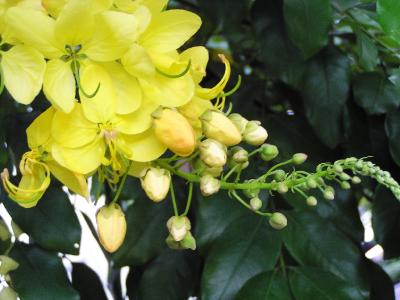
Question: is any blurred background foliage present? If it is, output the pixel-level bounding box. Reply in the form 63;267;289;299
1;0;400;299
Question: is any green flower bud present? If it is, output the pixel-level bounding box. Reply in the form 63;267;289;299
0;256;19;276
200;174;221;196
269;212;287;230
193;159;223;177
250;197;263;211
167;216;191;242
0;287;18;300
292;153;308;165
260;144;279;161
141;167;171;202
274;170;286;182
165;234;182;250
306;178;317;189
340;181;351;189
355;161;363;169
228;113;248;134
317;177;325;185
306;196;318;206
277;182;288;194
339;173;350;181
230;146;249;163
243;180;260;198
243;121;268;146
11;221;24;239
323;189;335;200
199;139;227;167
180;231;197;250
333;164;343;173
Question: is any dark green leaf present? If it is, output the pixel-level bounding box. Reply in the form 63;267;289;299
366;260;395;300
372;186;400;259
71;263;108;300
353;72;400;115
356;32;378;71
301;47;350;148
385;111;400;166
130;249;200;300
235;270;292;300
282;211;369;292
377;0;400;40
332;0;362;11
9;244;79;300
283;0;332;58
289;266;365;300
2;186;81;254
201;216;281;300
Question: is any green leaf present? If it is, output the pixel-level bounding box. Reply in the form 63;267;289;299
9;244;79;300
332;0;362;11
201;216;282;300
2;186;81;255
353;72;400;115
372;186;400;259
377;0;400;40
235;270;292;300
111;180;171;267
301;47;350;148
385;111;400;166
282;211;368;293
71;263;107;300
289;266;366;300
129;249;200;300
0;218;11;255
366;260;395;300
356;32;378;71
283;0;332;58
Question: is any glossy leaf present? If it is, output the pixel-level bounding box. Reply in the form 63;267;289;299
377;0;400;40
356;31;378;71
71;263;108;300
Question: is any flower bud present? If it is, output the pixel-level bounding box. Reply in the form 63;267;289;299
96;204;127;253
306;178;317;189
250;197;262;211
199;139;227;167
292;153;307;165
201;110;242;146
0;287;18;300
243;180;260;198
167;216;191;242
230;146;249;164
274;170;286;181
228;113;248;134
200;174;221;196
243;121;268;146
323;189;335;200
306;196;318;206
152;107;196;157
0;256;19;276
339;173;350;181
180;231;197;250
269;212;287;230
141;167;171;202
276;182;288;194
260;144;279;161
193;158;223;177
340;181;351;189
333;164;343;173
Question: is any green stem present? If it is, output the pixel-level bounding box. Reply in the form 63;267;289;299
169;181;179;216
231;191;272;217
223;164;240;181
183;182;193;216
111;162;132;204
261;159;293;180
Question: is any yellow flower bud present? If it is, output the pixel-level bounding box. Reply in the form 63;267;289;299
199;139;227;167
152;107;196;157
269;212;287;230
140;167;171;202
0;256;19;276
167;216;191;242
200;110;242;146
0;287;18;300
192;158;223;177
96;204;127;253
228;113;248;134
243;121;268;146
200;174;221;196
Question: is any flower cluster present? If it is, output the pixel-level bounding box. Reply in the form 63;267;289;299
0;0;399;254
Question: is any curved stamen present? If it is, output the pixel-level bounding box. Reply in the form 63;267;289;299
156;60;192;78
71;59;101;98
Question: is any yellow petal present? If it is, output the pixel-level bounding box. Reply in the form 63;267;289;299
139;72;194;107
139;9;201;53
26;107;55;149
46;160;88;198
123;129;167;162
101;62;142;115
128;161;151;177
52;137;105;175
84;11;137;62
79;63;115;123
143;0;168;14
180;46;209;84
5;7;62;58
115;98;159;135
43;59;76;113
42;0;67;17
54;0;95;48
52;105;98;148
1;45;46;105
179;95;213;131
133;5;152;35
121;44;155;78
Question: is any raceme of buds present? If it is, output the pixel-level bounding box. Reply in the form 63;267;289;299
269;212;288;230
292;153;308;165
140;167;171;202
152;107;196;157
228;113;248;134
243;121;268;146
167;216;191;242
200;110;242;146
96;204;127;253
200;174;221;196
250;197;263;211
260;144;279;161
199;139;227;167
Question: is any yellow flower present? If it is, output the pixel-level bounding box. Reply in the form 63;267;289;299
51;64;166;175
6;0;138;112
1;107;88;208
